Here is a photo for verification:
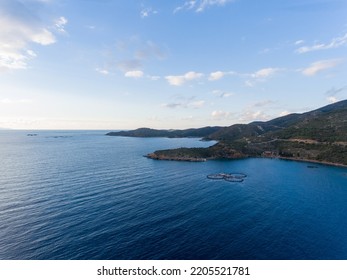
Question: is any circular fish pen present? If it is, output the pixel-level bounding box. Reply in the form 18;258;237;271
207;173;227;180
207;172;247;183
224;176;244;182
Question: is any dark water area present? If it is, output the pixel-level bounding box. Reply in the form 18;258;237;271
0;130;346;260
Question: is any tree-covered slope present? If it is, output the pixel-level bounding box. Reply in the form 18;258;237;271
107;100;347;165
106;126;223;138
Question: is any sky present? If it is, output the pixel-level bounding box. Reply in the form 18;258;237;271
1;0;347;130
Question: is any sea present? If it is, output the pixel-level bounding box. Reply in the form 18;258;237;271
0;130;346;260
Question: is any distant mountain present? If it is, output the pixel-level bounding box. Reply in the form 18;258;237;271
268;103;347;142
107;100;347;166
208;99;347;142
106;126;223;138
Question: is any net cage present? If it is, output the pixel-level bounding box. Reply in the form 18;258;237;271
207;172;247;182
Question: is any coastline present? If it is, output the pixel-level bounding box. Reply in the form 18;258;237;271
145;152;347;168
145;153;208;162
276;156;347;169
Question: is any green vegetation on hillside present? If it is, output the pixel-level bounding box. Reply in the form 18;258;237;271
106;126;222;138
107;100;347;166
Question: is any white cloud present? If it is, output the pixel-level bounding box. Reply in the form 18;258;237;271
327;96;338;103
0;0;58;71
245;67;280;87
54;16;68;33
148;75;161;81
31;29;56;45
302;59;342;76
165;76;186;86
140;8;158;18
296;33;347;54
191;100;205;108
95;68;109;75
209;71;225;81
253;100;275;107
165;71;203;86
175;0;235;13
294;40;304;45
251;67;279;79
239;110;269;122
324;86;347;104
185;71;203;80
279;111;290;117
124;70;144;78
0;98;32;104
197;0;235;12
237;101;275;122
211;110;231;120
244;80;254;87
26;50;37;57
174;0;198;13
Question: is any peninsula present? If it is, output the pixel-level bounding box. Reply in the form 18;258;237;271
107;100;347;166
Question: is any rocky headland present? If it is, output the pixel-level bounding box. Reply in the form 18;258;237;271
107;100;347;166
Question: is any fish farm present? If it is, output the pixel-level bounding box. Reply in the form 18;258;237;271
207;173;247;182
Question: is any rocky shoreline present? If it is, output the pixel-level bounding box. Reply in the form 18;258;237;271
145;153;207;162
145;152;347;168
277;156;347;168
109;100;347;167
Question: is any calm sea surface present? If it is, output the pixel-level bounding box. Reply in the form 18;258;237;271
0;130;346;260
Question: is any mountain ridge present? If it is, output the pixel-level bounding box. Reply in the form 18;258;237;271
107;100;347;166
106;126;223;138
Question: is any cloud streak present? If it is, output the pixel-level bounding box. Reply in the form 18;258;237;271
175;0;236;13
95;68;109;75
54;16;68;33
212;90;234;98
209;71;226;81
325;86;347;103
162;99;205;109
140;7;158;18
302;59;342;76
251;68;280;79
245;67;281;87
296;33;347;54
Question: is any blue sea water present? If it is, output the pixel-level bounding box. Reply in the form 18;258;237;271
0;130;346;260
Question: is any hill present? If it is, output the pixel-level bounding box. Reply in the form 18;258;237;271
106;126;223;138
207;100;347;142
107;100;347;166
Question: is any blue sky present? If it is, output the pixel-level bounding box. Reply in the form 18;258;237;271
1;0;347;129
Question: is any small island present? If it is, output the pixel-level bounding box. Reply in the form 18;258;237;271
107;100;347;167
